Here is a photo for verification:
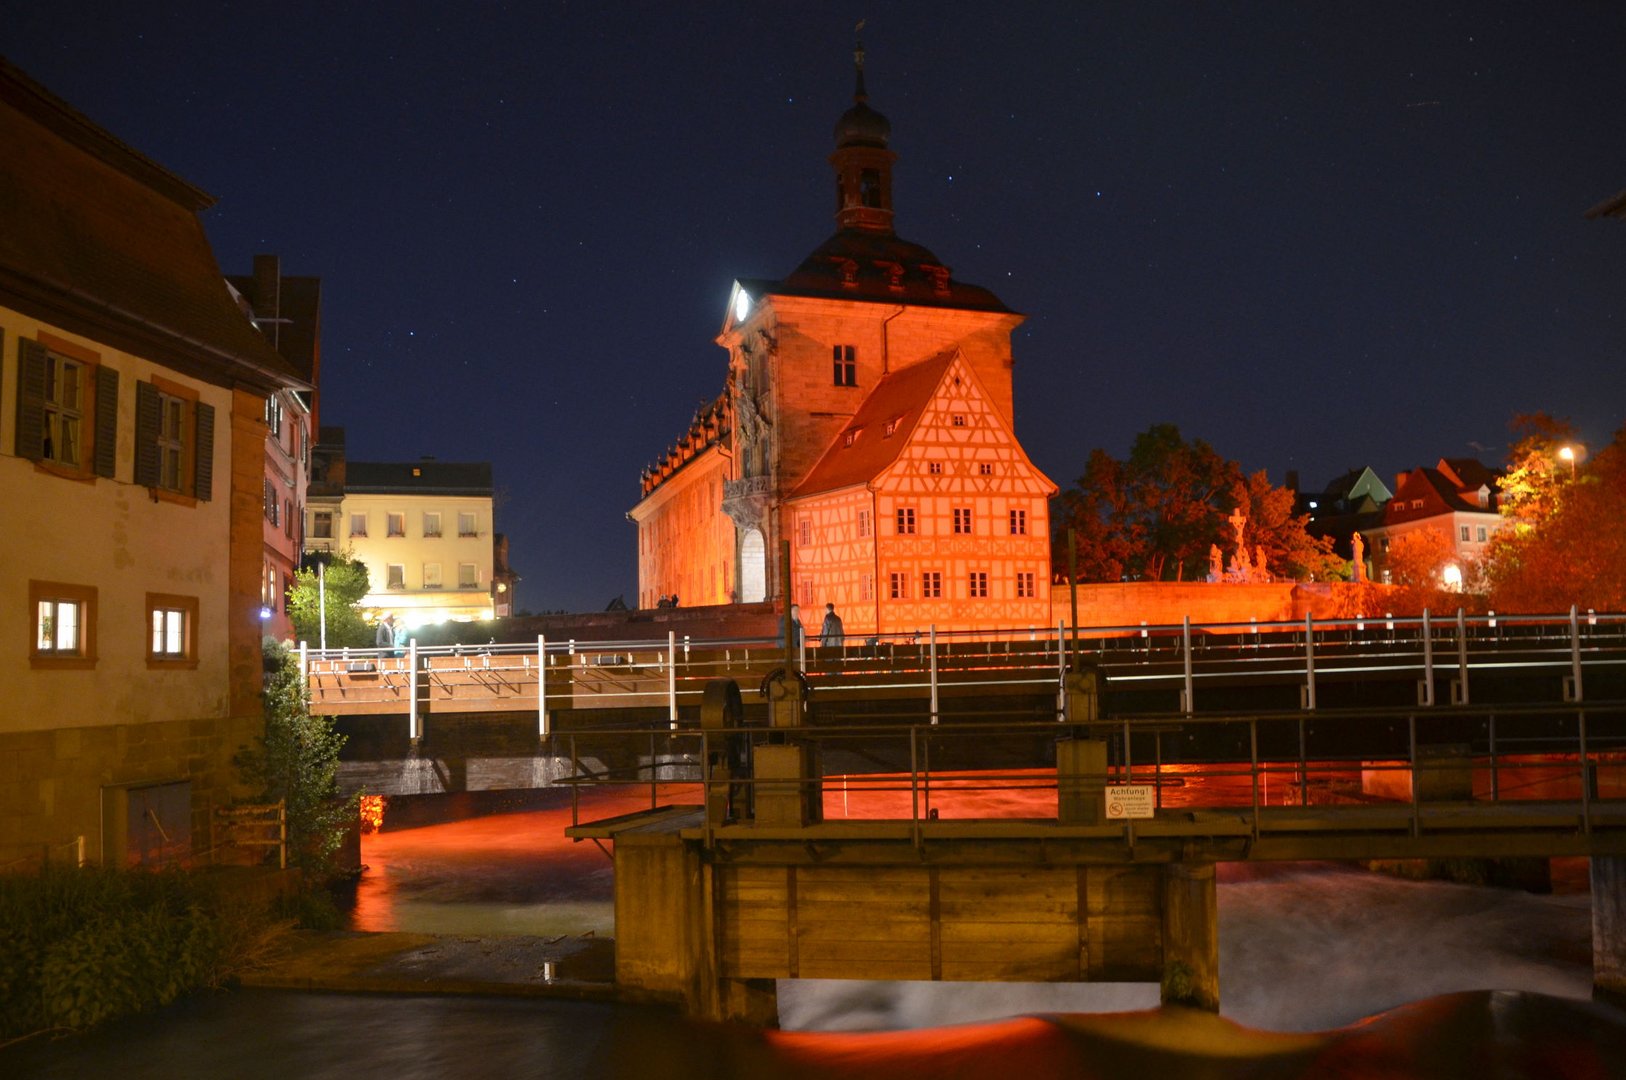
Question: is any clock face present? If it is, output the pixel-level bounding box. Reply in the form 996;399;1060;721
733;289;750;322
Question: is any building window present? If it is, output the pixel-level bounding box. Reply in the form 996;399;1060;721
16;337;119;480
265;395;283;437
423;512;442;538
1477;526;1488;543
29;581;97;668
798;577;813;607
928;461;943;475
146;592;198;669
458;563;479;589
458;512;478;537
889;572;907;600
858;509;871;538
969;571;989;598
896;507;916;534
978;462;993;476
798;517;812;546
263;480;278;524
922;571;942;599
129;377;213;501
861;574;874;601
386;564;405;590
285;500;294;538
1016;571;1035;598
1009;508;1027;535
43;353;86;467
951;414;967;427
884;418;898;437
1460;525;1471;542
312;510;334;539
387;512;406;538
833;344;857;387
349;512;367;537
953;507;972;534
423;563;443;589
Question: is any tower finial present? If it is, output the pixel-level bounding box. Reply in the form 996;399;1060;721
853;19;867;101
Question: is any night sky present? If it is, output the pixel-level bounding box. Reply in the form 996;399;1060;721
10;4;1624;613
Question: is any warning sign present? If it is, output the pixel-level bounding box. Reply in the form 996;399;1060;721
1104;784;1155;820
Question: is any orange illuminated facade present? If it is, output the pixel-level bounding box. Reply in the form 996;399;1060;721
630;47;1055;632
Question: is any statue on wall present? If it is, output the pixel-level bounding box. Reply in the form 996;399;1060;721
1208;544;1223;583
1351;532;1366;583
733;368;769;477
1255;545;1270;583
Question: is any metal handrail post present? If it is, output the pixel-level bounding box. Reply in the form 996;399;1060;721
538;635;549;739
1571;605;1585;703
1182;616;1194;715
1057;620;1068;722
1456;608;1470;705
929;625;940;725
1303;613;1317;711
1421;609;1435;706
667;630;678;728
407;638;420;741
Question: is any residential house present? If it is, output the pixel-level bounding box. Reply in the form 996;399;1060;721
0;61;308;866
1365;458;1506;588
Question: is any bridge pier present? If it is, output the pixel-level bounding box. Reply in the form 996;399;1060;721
1593;856;1626;1007
1162;861;1219;1011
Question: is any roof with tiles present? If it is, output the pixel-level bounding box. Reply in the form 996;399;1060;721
0;58;305;391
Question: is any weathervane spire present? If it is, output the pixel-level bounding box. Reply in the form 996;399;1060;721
853;18;867;102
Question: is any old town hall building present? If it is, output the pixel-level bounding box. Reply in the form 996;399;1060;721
630;51;1055;638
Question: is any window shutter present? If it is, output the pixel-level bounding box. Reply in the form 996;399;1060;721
194;401;215;501
134;380;160;487
15;338;47;460
94;365;119;478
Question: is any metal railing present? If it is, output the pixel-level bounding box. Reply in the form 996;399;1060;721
554;699;1626;849
300;608;1626;737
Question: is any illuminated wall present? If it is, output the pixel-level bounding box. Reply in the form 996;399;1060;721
631;445;734;608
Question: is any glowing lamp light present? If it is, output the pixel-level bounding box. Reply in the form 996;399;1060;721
496;582;508;593
1559;444;1577;479
1441;564;1463;591
258;606;273;620
733;288;751;322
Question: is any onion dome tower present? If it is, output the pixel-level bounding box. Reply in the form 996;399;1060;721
830;32;897;233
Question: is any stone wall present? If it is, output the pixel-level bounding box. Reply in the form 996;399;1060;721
1050;581;1365;629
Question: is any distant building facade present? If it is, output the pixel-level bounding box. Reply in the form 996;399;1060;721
305;433;499;628
0;61;307;866
1365;458;1507;588
629;50;1055;636
228;255;321;642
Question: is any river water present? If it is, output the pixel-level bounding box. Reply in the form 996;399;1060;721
5;791;1620;1077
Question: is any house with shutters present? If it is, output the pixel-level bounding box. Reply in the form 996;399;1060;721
0;60;308;867
629;46;1056;634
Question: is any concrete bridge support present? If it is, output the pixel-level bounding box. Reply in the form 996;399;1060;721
1162;862;1219;1011
1593;856;1626;1007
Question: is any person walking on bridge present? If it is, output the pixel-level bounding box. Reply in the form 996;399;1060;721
821;602;845;647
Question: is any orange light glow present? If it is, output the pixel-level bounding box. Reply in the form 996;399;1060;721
359;794;386;833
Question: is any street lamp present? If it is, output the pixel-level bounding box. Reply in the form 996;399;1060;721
1559;445;1576;480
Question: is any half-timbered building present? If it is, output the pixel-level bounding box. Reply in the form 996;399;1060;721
630;47;1055;632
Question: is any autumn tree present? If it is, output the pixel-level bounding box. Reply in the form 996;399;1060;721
1484;423;1626;612
1496;412;1581;528
1054;424;1337;582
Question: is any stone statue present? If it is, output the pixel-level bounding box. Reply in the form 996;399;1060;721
733;370;769;476
1351;532;1366;583
1255;545;1270;583
1208;544;1223;582
1228;507;1247;554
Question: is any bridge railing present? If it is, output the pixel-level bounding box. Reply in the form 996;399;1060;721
553;698;1626;848
301;607;1626;735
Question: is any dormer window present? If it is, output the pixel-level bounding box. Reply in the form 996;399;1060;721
952;414;967;427
844;428;862;448
1477;486;1490;508
884;417;899;437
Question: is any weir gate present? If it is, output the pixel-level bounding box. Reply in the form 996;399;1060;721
304;611;1626;1022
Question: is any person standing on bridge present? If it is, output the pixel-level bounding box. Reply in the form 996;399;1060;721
375;614;395;652
821;602;845;648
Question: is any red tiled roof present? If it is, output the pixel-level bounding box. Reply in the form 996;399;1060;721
790;351;957;497
0;59;305;391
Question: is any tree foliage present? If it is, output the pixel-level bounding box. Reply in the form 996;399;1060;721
1496;412;1580;528
1054;424;1341;582
1484;423;1626;612
234;641;353;876
287;553;373;649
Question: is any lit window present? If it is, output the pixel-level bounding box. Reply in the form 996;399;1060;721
265;395;283;437
423;512;442;538
953;507;972;534
459;563;479;589
312;511;334;539
387;512;406;538
969;571;988;598
858;510;871;538
350;513;368;537
833;344;857;387
1016;571;1035;598
386;564;405;589
423;563;443;589
889;572;907;600
458;512;478;537
1009;509;1027;535
146;593;198;668
922;571;942;599
896;507;916;534
29;581;97;668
